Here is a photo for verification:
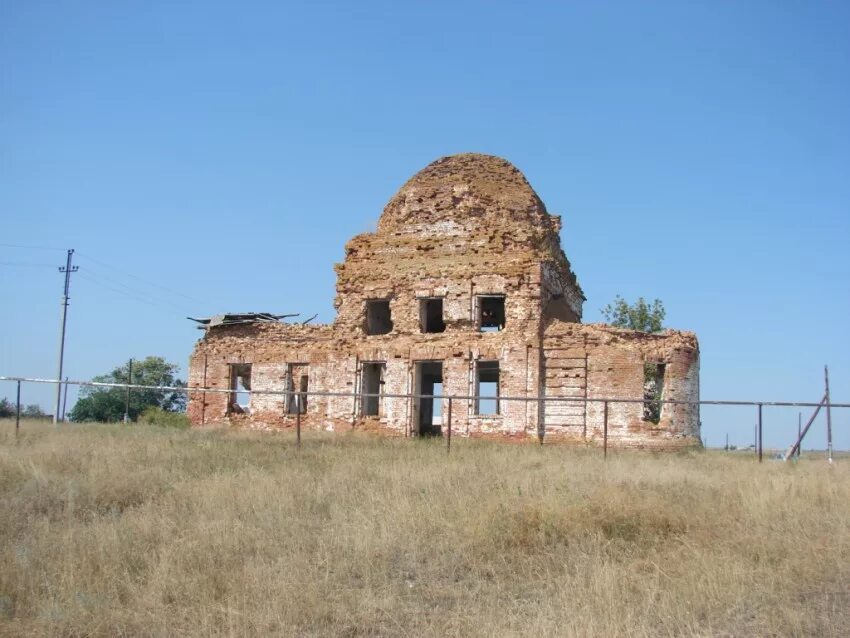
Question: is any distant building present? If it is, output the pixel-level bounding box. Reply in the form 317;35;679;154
187;154;700;448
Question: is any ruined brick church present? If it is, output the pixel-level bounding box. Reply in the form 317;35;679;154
187;153;700;448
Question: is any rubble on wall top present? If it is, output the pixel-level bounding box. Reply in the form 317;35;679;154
187;313;299;330
544;319;699;348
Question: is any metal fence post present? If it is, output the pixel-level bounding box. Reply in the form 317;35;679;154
124;358;133;424
538;396;545;445
200;354;208;426
825;365;833;464
757;403;763;463
296;396;301;450
603;400;609;460
15;380;21;438
797;412;801;459
446;397;452;455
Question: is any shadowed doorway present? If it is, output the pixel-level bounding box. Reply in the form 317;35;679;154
413;361;443;436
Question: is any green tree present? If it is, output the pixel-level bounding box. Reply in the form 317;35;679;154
22;404;47;418
68;356;186;423
601;295;666;333
0;400;48;418
0;398;14;418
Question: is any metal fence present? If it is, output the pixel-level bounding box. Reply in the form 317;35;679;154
2;375;848;463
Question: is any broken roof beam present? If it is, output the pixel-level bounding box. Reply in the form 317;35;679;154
187;313;301;329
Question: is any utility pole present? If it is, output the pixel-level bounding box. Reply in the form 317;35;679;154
54;249;78;424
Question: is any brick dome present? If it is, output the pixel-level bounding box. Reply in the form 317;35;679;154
377;153;551;234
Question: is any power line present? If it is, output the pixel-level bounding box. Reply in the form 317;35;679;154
77;271;173;310
0;243;67;251
0;261;57;268
76;271;188;314
3;245;202;306
75;251;204;304
1;257;191;311
77;268;180;307
6;247;204;309
76;262;193;311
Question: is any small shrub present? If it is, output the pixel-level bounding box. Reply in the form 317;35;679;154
22;404;48;419
0;398;14;418
138;407;189;429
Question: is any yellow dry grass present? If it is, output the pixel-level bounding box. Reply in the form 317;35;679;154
1;419;848;637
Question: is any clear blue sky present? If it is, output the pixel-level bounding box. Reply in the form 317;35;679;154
2;1;848;450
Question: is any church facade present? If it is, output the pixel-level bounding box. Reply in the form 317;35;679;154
187;154;700;448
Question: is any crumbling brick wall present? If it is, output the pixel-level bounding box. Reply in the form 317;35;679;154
187;153;701;449
542;321;700;448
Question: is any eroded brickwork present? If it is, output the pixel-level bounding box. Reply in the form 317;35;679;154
543;321;699;448
188;154;701;448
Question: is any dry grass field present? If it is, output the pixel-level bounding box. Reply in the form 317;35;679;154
1;420;848;637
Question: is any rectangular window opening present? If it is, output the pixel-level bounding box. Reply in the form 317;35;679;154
228;364;252;415
365;299;393;335
478;296;505;332
361;362;386;417
475;360;500;415
643;362;666;424
419;298;445;333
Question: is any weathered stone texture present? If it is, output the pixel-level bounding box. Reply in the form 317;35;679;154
543;321;699;447
187;153;700;448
